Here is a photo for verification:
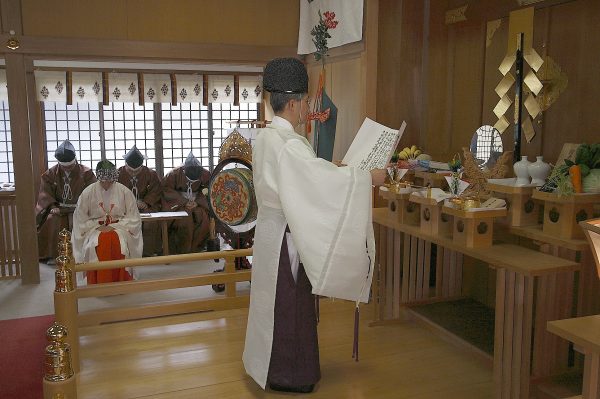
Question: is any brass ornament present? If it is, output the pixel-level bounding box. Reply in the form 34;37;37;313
55;255;74;293
44;323;74;382
6;37;19;50
218;129;252;164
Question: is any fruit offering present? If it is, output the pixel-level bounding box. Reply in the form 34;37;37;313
398;145;422;160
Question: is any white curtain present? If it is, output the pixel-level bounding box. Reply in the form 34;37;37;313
108;73;138;103
143;74;171;103
72;72;102;103
0;70;7;101
208;75;234;104
297;0;364;55
35;71;67;102
239;75;263;104
175;74;203;103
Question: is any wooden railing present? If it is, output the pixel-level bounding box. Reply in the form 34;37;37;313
51;248;252;376
0;191;20;279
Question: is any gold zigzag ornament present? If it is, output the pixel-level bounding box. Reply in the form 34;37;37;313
492;7;566;145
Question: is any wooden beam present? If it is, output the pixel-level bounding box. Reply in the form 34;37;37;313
362;0;379;120
5;53;39;284
0;34;297;64
25;58;44;199
0;0;23;35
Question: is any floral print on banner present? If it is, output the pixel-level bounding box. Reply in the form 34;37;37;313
208;75;234;104
175;74;203;103
72;72;102;103
239;75;263;103
143;74;170;103
108;73;138;103
34;71;67;102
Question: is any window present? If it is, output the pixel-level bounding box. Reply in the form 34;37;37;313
103;102;155;169
42;102;260;176
43;102;101;170
211;103;259;168
0;101;12;183
161;102;210;172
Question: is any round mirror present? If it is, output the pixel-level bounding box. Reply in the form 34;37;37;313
469;125;503;170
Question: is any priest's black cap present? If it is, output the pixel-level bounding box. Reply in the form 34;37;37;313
263;58;308;94
184;151;202;180
124;145;145;169
54;140;77;162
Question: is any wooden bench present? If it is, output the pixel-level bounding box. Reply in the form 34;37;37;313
140;211;189;256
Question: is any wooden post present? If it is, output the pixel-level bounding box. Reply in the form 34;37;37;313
224;255;236;297
5;53;40;284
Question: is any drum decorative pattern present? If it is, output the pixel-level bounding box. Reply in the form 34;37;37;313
209;168;257;226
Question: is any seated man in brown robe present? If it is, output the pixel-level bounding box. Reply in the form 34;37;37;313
117;145;163;256
161;152;211;254
35;140;96;263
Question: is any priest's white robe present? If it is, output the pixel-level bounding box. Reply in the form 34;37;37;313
72;182;143;274
242;117;375;389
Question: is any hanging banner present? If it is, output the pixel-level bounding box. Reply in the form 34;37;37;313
35;71;67;102
239;75;263;103
297;0;363;56
143;74;171;103
71;72;102;103
208;75;234;104
0;70;7;102
108;73;138;103
175;74;204;103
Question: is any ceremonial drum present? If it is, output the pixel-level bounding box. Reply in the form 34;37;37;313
208;166;257;226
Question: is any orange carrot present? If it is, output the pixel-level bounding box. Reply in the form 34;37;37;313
569;165;583;193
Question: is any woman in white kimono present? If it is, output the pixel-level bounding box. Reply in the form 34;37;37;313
72;160;143;284
242;58;386;393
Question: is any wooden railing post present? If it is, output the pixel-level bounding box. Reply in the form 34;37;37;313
42;323;77;399
54;230;79;372
224;256;236;297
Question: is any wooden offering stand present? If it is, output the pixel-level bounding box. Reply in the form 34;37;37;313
414;171;450;190
409;192;452;237
532;191;600;239
379;186;420;226
487;182;541;227
442;206;508;248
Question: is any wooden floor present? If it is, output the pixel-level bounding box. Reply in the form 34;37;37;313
76;299;493;398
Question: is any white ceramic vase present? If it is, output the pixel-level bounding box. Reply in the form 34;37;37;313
528;156;551;186
513;155;531;186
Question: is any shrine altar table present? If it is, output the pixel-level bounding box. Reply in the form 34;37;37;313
548;315;600;399
372;207;579;399
140;211;189;256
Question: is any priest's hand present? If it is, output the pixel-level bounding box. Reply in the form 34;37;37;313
370;169;387;186
137;200;148;211
333;160;347;167
185;201;197;211
97;225;115;232
50;207;61;215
